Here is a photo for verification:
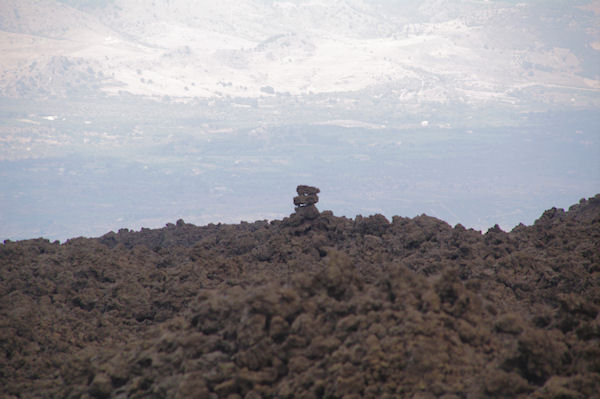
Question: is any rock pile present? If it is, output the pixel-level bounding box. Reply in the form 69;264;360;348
293;185;320;220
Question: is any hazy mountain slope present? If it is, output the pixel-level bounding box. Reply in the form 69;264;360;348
0;0;109;38
1;0;598;106
0;0;139;97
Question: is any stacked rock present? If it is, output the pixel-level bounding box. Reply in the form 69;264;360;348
294;185;320;220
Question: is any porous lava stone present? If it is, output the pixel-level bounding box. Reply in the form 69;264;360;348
1;194;599;398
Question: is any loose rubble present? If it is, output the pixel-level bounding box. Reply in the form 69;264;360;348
1;191;599;398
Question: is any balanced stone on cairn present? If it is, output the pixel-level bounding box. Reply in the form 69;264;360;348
294;185;320;220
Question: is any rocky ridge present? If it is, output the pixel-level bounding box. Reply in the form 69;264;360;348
1;190;599;398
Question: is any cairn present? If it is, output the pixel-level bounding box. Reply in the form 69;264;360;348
294;185;320;220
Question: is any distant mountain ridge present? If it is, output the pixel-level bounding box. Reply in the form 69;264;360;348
1;0;599;110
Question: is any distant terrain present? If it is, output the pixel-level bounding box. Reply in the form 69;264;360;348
2;0;599;103
1;0;599;240
1;192;599;398
1;98;598;241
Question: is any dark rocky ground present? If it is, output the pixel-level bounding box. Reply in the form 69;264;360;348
1;194;599;399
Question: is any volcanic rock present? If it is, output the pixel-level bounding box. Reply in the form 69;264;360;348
294;184;320;219
1;193;599;398
289;185;321;224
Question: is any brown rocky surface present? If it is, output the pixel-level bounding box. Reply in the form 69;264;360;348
1;192;599;398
